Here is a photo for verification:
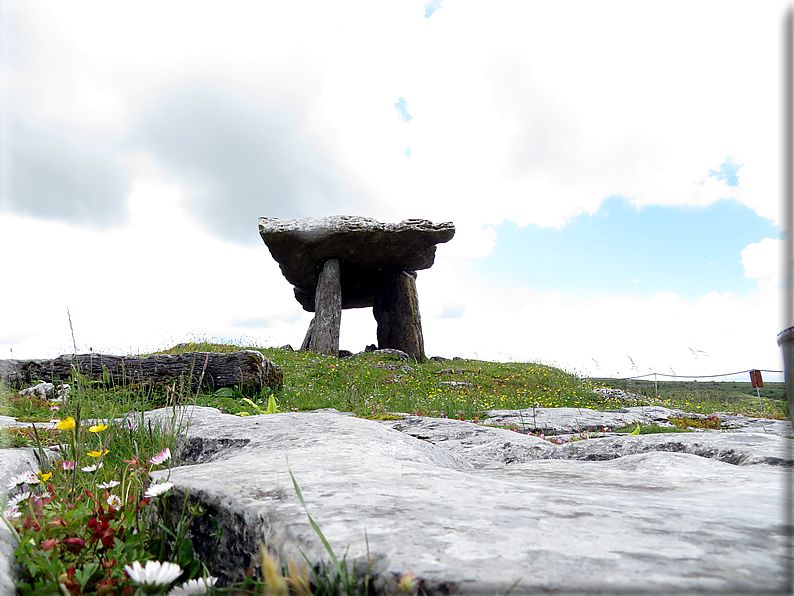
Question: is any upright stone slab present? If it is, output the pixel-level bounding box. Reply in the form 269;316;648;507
373;271;425;361
299;317;315;351
307;259;342;356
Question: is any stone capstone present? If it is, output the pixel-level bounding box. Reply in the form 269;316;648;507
258;216;454;310
134;406;792;595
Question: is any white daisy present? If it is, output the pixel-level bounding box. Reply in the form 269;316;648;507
7;471;38;488
7;491;32;508
98;480;120;490
106;494;122;509
81;462;104;473
23;471;41;484
167;576;217;595
4;506;20;519
144;482;173;499
6;474;28;489
125;560;183;590
150;448;172;466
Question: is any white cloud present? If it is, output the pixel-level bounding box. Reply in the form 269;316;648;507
0;0;788;384
742;237;782;291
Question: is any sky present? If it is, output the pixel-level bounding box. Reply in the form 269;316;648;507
0;0;791;382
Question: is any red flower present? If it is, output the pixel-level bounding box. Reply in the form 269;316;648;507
62;537;86;554
41;539;59;551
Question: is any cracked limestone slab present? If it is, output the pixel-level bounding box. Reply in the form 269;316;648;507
0;449;50;596
148;408;793;595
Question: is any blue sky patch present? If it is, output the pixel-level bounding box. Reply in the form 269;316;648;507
708;157;741;187
394;97;413;122
472;196;780;300
439;306;465;319
424;0;444;18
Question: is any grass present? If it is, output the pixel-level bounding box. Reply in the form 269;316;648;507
156;341;629;419
0;339;789;595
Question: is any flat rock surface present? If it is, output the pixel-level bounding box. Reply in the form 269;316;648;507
480;406;794;436
258;216;455;309
145;407;793;595
0;449;45;596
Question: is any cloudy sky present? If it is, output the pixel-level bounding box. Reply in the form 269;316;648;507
0;0;790;381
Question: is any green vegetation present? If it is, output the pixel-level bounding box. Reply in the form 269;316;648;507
612;423;694;435
591;376;788;419
155;341;626;420
0;339;789;594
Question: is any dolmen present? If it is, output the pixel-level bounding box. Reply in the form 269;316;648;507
258;216;455;361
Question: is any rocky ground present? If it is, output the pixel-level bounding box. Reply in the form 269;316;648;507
0;403;791;595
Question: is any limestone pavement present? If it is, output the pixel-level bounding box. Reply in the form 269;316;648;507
0;406;791;595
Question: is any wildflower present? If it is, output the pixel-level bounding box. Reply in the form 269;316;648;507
150;448;171;466
98;480;120;490
7;471;37;488
167;577;217;595
22;472;40;485
81;463;104;472
7;491;32;508
125;560;183;592
144;482;173;498
107;494;122;509
37;471;52;483
89;423;108;433
50;405;60;411
42;538;59;551
62;461;77;471
87;449;109;458
4;506;20;519
55;417;76;431
397;571;419;595
62;537;86;554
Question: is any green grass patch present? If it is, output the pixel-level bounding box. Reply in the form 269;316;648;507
613;423;693;434
176;346;623;419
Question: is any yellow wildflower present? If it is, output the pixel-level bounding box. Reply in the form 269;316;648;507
89;423;108;433
87;449;109;458
55;417;75;431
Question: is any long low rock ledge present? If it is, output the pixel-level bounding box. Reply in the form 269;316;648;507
1;407;790;595
140;406;793;595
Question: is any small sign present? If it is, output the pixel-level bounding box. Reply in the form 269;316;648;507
750;370;764;388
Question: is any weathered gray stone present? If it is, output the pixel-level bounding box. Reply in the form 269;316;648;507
307;259;342;356
17;382;70;402
258;216;454;310
370;364;415;374
144;407;792;594
299;318;315;351
481;406;794;437
373;271;425;361
0;351;284;392
371;348;409;361
0;449;50;596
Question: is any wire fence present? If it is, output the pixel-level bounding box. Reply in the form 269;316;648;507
605;369;784;381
